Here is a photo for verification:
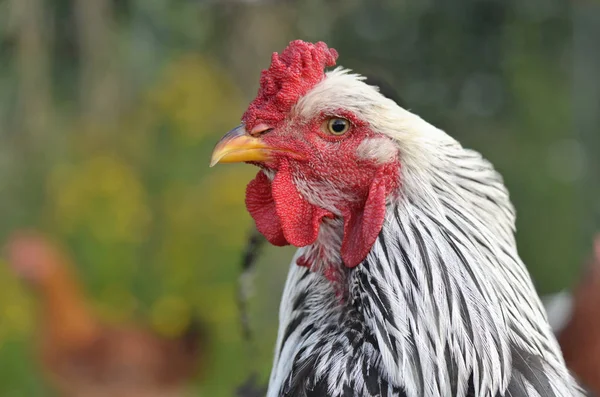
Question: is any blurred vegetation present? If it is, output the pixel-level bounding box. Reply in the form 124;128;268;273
0;0;598;395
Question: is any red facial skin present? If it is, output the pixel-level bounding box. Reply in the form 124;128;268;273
244;112;400;270
241;40;400;274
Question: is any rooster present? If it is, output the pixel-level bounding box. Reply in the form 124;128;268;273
210;40;583;397
5;230;203;397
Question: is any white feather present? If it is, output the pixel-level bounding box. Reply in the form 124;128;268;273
265;69;583;397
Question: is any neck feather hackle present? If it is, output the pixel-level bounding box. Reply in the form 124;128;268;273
267;78;582;396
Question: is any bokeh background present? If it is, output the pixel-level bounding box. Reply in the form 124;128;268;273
0;0;598;395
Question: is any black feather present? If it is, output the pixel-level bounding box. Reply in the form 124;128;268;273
510;345;556;397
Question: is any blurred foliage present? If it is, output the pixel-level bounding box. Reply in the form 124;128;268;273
0;0;597;395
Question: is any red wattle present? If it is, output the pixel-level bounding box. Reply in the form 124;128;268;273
246;161;398;269
245;163;334;249
245;171;288;246
272;161;333;247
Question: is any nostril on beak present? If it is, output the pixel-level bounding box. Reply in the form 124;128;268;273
249;123;273;137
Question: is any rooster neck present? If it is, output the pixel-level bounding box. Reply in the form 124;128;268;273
301;218;347;287
268;143;582;397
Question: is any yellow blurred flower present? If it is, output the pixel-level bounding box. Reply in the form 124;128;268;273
94;284;138;324
196;166;256;247
145;54;244;144
156;166;251;256
150;295;191;337
0;261;35;338
47;155;151;244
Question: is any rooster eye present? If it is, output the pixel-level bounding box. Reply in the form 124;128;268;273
326;118;350;135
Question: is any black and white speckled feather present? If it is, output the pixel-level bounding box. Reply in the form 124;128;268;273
264;69;582;397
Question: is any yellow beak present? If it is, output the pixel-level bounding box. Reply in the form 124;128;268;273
210;125;303;167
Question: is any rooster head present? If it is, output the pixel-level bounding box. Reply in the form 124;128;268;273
211;40;403;268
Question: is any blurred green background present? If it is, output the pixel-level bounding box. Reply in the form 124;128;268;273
0;0;598;395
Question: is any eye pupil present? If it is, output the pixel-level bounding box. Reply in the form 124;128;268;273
331;120;345;132
328;118;349;135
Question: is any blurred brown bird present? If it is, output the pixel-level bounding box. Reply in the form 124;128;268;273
553;234;600;395
4;230;204;397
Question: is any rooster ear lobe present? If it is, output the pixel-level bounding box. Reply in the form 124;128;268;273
340;168;392;268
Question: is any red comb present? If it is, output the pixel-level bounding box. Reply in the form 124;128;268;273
242;40;338;130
